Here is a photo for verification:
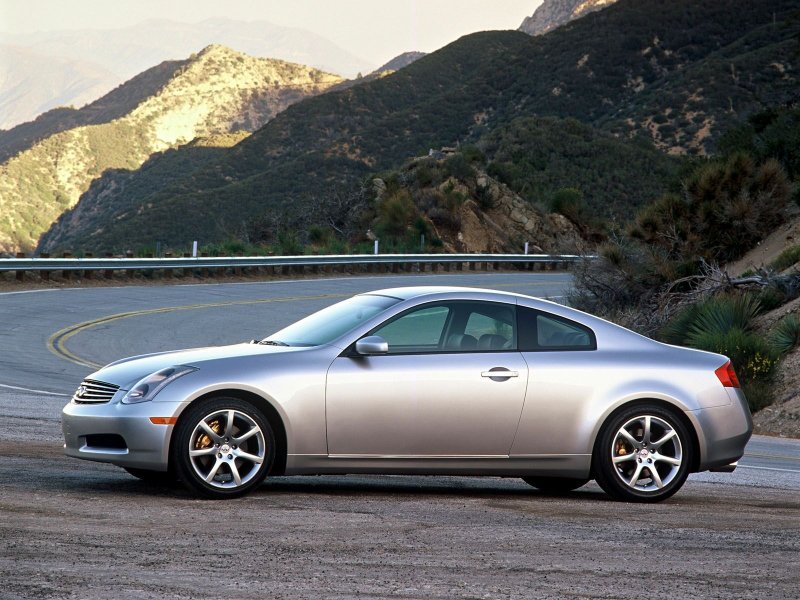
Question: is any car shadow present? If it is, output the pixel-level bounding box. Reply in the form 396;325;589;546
255;475;610;502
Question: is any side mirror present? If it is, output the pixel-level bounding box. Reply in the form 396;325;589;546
355;335;389;356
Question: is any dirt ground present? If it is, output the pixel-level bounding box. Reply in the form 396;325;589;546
1;436;799;600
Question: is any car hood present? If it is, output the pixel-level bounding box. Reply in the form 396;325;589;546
86;343;303;390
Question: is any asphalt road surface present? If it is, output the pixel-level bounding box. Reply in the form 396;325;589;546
1;273;798;599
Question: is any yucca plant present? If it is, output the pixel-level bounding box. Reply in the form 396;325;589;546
769;314;800;355
659;294;777;412
685;294;763;344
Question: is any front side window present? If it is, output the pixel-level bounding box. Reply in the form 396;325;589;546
371;305;451;353
369;301;516;354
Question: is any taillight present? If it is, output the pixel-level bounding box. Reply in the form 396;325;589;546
715;360;740;388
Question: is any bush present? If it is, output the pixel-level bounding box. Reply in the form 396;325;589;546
549;188;587;224
308;225;333;245
443;154;476;181
757;285;788;312
742;382;775;413
684;294;763;343
630;154;792;266
374;190;417;239
688;327;778;385
770;245;800;272
769;314;800;355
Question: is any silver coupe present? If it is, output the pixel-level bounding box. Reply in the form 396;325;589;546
62;286;752;501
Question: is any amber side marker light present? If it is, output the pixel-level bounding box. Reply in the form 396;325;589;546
715;360;741;388
149;417;178;425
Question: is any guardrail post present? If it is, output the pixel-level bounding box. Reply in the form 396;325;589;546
201;253;209;278
40;253;50;281
164;253;173;278
183;253;191;278
15;252;25;282
124;251;134;278
105;253;114;279
62;252;72;280
83;253;93;279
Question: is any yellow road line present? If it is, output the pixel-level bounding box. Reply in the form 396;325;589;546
47;292;351;369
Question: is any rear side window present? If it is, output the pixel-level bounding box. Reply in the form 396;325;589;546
518;307;596;351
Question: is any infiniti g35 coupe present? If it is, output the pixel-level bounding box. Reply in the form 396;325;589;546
62;287;752;501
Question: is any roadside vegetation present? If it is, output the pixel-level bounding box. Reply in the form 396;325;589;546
569;107;800;412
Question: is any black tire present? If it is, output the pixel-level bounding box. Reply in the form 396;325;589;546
522;476;589;493
593;404;693;502
172;397;275;499
123;467;178;485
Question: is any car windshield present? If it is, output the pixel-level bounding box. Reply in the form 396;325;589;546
264;294;401;347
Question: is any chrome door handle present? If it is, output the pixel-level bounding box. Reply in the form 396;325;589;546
481;369;519;378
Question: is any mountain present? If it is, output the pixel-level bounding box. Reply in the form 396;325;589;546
0;57;185;163
37;0;800;254
519;0;618;35
0;46;118;131
373;52;427;74
0;45;343;252
0;18;373;129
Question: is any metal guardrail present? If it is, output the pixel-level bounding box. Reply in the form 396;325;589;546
0;253;584;271
0;253;588;281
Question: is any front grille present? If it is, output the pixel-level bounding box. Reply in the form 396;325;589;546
73;379;120;404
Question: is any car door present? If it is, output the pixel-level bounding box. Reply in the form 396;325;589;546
325;301;528;457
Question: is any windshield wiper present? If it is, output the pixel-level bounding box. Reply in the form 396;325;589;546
258;339;289;346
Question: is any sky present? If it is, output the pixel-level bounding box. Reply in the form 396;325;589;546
0;0;542;65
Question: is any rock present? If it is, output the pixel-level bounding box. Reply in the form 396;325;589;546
372;178;386;200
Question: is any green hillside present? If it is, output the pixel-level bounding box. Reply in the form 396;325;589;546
0;45;343;252
39;0;800;253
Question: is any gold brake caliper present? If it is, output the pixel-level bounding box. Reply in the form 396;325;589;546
615;439;628;456
195;419;222;449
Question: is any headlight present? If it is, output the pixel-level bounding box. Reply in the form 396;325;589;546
121;366;197;404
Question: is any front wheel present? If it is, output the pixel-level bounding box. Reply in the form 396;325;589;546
522;476;589;493
172;397;275;499
593;404;693;502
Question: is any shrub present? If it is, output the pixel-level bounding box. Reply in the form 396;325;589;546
757;285;788;312
549;187;587;224
742;382;775;413
769;314;800;355
770;245;800;272
374;190;417;239
276;231;303;256
443;154;476;181
308;225;333;245
684;294;763;344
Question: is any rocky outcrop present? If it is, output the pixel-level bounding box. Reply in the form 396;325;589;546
370;156;585;256
440;172;584;255
519;0;617;36
0;45;343;253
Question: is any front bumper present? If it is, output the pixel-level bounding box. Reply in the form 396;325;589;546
62;398;187;471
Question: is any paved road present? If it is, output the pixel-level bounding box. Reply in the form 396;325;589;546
1;273;798;599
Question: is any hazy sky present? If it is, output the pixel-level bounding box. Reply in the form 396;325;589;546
0;0;542;64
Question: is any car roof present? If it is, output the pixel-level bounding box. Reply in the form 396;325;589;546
363;286;521;301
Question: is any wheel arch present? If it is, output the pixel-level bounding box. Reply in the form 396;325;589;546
589;398;701;476
169;388;288;476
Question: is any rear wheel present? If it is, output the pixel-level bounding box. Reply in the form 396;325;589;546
594;404;692;502
173;397;275;499
522;476;589;493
